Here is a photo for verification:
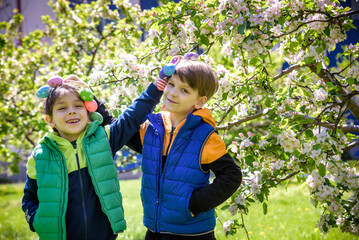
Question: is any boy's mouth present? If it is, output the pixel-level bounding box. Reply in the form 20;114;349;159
166;98;176;104
66;119;80;124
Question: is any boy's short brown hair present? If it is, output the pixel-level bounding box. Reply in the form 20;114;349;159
44;83;81;116
175;60;218;100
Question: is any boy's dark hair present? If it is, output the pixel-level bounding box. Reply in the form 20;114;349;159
175;60;219;100
44;83;81;116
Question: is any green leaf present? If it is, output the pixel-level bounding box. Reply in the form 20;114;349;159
324;27;330;36
238;22;246;35
300;105;306;113
200;34;210;46
347;78;355;85
221;204;230;210
265;97;271;107
323;223;328;232
193;15;201;29
219;14;226;22
313;144;321;150
257;193;264;202
245;155;255;167
0;22;8;30
305;130;314;138
323;57;330;66
316;62;323;74
194;30;200;38
278;16;285;26
262;202;268;215
319;163;326;177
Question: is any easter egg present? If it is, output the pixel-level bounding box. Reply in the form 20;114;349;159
47;76;63;87
184;52;199;61
84;100;98;112
90;111;103;123
159;69;167;79
79;88;94;102
36;85;53;98
163;63;175;76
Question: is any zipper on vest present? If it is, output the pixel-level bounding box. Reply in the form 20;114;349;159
155;127;176;232
163;127;175;172
75;149;88;240
165;127;175;157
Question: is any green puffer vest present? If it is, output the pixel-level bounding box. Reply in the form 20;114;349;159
32;121;126;240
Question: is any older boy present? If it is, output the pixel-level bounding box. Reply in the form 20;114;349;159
101;55;242;239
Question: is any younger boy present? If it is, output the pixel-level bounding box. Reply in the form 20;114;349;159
22;76;163;240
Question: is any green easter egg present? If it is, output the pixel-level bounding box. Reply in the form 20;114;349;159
90;112;103;124
79;88;94;102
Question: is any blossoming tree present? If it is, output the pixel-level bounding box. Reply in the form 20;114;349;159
1;0;358;237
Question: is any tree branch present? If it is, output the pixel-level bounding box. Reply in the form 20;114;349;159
217;110;265;130
309;60;359;120
273;64;303;81
343;141;359;151
275;171;300;185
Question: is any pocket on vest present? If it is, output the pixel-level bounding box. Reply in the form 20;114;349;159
161;187;193;224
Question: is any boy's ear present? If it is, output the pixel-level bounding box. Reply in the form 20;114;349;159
194;96;207;109
45;115;56;128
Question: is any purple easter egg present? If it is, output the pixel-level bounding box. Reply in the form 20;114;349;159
184;52;199;60
163;63;176;76
36;85;53;98
159;69;167;79
47;76;63;87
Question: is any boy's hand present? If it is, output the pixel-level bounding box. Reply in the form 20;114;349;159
64;75;91;90
64;75;98;112
156;56;182;91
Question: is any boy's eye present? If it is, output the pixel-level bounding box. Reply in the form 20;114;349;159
168;82;174;87
182;88;189;94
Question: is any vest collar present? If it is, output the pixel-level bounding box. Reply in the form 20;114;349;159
41;121;101;147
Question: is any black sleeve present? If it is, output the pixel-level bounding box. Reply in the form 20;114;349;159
22;175;39;232
189;153;242;215
94;96;116;126
125;131;143;154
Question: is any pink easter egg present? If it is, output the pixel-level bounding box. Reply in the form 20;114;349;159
47;76;63;87
84;100;98;112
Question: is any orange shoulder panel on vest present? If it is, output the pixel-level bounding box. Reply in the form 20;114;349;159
140;120;150;145
201;131;228;164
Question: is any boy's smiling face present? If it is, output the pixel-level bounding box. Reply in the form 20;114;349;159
45;92;89;142
164;75;207;125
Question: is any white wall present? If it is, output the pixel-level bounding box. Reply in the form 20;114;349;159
0;0;140;35
0;0;54;35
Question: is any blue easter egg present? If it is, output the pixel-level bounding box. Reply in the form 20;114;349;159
163;63;175;76
36;85;53;98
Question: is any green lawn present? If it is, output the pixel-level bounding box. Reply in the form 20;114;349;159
0;179;358;240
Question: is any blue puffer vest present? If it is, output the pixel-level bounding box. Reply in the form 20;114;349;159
141;113;216;235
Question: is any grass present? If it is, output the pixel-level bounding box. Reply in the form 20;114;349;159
0;180;358;240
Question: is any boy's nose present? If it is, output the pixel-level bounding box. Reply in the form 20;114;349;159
68;107;76;114
169;87;179;96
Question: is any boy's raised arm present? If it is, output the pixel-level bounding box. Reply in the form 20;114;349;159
109;83;163;155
